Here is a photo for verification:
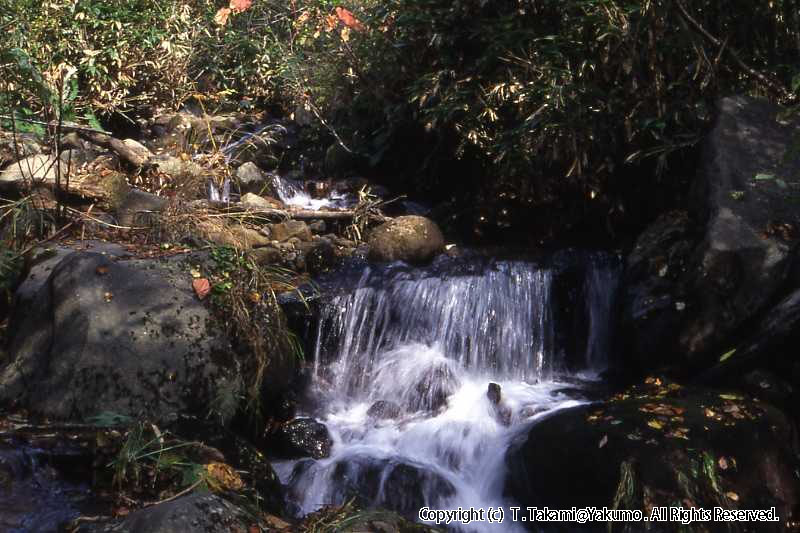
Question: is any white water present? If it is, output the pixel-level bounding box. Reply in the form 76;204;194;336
272;174;356;211
275;258;618;531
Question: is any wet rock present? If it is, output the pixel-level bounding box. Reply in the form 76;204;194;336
74;492;255;533
306;239;340;277
367;216;445;264
265;417;333;460
330;456;455;520
367;400;402;420
505;380;800;530
487;383;511;426
269;220;313;243
0;251;242;425
410;363;459;412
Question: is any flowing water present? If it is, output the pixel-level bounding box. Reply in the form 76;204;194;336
271;174;356;211
275;254;620;530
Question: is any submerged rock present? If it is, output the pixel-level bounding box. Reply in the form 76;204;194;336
0;251;242;425
367;400;402;420
505;379;800;531
329;456;455;520
367;216;445;264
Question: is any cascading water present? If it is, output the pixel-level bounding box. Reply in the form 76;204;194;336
275;255;619;531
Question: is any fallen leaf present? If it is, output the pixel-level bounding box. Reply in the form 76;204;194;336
193;278;211;300
719;393;744;401
229;0;251;13
104;291;113;302
335;6;365;31
214;7;231;26
598;435;608;448
205;462;244;491
647;419;664;430
726;491;739;502
190;268;202;279
704;408;717;418
248;291;261;303
96;265;109;275
719;348;736;362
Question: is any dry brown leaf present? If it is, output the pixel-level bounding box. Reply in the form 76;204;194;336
229;0;252;13
214;7;231;26
193;278;211;300
205;462;244;492
726;491;739;501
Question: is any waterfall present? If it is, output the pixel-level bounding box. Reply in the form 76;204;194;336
275;254;619;531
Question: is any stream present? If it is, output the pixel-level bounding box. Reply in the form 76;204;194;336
275;253;620;531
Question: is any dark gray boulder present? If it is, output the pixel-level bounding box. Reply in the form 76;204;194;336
74;493;255;533
505;380;800;531
0;251;242;425
622;96;800;372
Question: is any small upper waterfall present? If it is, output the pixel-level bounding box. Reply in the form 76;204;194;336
275;253;620;531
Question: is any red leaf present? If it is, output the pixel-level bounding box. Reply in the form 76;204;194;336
193;278;211;300
335;7;365;31
230;0;251;13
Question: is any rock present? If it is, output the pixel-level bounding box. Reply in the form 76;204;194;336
0;131;41;169
0;153;79;189
0;251;242;425
115;189;168;227
308;220;326;234
487;382;511;426
367;216;445;264
195;219;271;249
235;162;269;194
265;417;333;460
623;96;800;372
327;456;455;519
621;210;698;371
324;142;359;177
248;247;282;266
305;240;340;277
150;154;206;182
505;379;800;529
269;220;313;243
75;493;256;533
110;138;153;167
367;400;402;420
240;192;280;210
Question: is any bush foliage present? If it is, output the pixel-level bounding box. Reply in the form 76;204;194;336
2;0;799;239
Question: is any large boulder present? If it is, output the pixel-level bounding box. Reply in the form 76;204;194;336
0;251;242;425
505;379;800;531
622;96;800;372
74;493;258;533
367;216;445;264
